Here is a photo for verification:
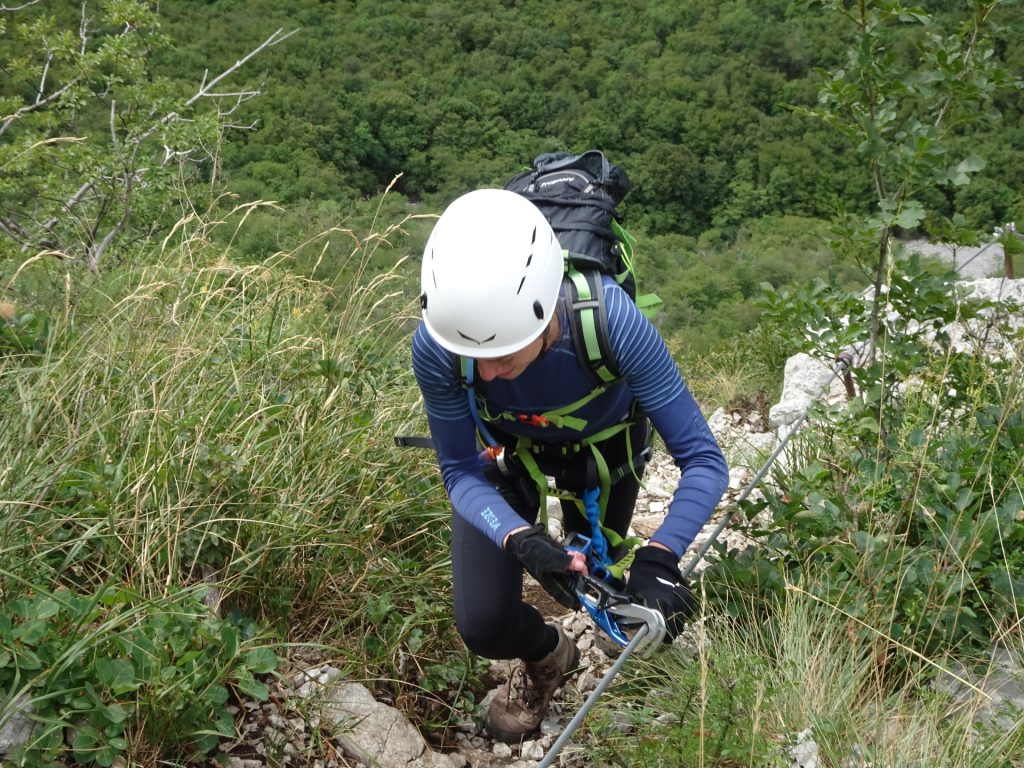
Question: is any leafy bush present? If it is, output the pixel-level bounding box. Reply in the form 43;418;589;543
706;254;1024;667
0;586;278;767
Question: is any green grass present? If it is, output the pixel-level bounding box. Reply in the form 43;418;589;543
0;206;463;765
584;587;1023;767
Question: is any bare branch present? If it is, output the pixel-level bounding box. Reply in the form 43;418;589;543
109;99;124;164
223;121;259;131
89;141;143;271
130;28;297;151
209;87;264;116
78;2;89;55
162;145;198;165
0;215;33;242
0;3;98;137
39;180;96;239
3;23;298;269
36;50;52;105
183;28;298;110
0;0;41;11
0;83;74;139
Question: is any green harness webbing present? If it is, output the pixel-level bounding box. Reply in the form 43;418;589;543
456;240;661;579
512;425;647;581
609;221;663;321
460;356;647;580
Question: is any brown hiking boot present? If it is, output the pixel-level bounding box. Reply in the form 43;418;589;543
485;623;580;742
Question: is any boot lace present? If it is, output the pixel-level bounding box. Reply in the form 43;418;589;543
507;655;564;710
506;663;544;710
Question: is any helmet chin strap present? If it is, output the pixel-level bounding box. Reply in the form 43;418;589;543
537;310;562;357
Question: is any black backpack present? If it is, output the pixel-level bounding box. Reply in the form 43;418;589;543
504;150;660;385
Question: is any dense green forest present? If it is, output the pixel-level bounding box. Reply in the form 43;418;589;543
155;0;1023;235
4;0;1022;354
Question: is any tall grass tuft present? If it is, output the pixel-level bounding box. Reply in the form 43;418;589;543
0;201;461;764
586;587;1021;767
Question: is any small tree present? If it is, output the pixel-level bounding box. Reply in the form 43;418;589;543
0;1;295;272
794;0;1017;359
719;0;1024;666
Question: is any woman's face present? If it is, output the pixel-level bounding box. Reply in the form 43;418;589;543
474;334;544;381
473;314;558;382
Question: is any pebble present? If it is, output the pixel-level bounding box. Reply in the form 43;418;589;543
522;740;546;760
492;741;513;758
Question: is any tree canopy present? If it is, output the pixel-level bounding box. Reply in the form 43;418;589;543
149;0;1023;236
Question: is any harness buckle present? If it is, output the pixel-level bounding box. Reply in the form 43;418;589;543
479;444;504;463
517;413;550;427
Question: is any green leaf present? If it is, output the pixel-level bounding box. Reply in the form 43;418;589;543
220;625;239;660
856;417;881;435
898;11;930;24
949;154;987;185
233;669;269;701
955;487;977;511
102;702;131;725
243;646;278;674
957;154;986;173
894;202;926;229
214;709;235;737
32;597;61;621
72;724;99;754
204;683;229;707
13;619;47;645
95;657;137;693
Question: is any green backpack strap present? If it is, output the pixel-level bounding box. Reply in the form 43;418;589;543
611;220;663;321
564;265;619;387
563;259;662;390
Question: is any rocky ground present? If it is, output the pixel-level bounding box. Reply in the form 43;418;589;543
902;236;1008;279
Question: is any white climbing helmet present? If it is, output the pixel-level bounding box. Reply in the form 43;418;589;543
420;188;564;358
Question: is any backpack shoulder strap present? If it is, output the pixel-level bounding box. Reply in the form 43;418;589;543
451;354;502;448
452;352;469;389
563;266;620;387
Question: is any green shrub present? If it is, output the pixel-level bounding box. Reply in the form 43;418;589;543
0;586;278;767
707;254;1024;667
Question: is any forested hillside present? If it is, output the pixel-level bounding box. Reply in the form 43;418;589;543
156;0;1023;236
4;0;1023;355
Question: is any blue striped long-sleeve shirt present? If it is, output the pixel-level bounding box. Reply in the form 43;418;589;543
412;276;729;558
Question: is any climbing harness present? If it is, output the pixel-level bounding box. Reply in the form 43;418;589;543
454;346;650;582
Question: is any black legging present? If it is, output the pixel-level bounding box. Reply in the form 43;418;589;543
451;422;648;662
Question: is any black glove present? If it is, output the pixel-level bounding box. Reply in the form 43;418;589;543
626;545;695;640
506;524;580;609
